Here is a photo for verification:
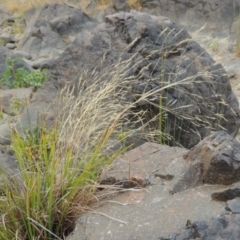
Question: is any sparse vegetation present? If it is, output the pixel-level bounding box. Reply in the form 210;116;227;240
207;40;219;53
0;46;201;238
1;0;141;15
0;39;5;46
1;0;63;15
0;44;232;240
0;1;235;239
1;57;47;90
12;19;25;35
96;0;140;9
10;97;29;114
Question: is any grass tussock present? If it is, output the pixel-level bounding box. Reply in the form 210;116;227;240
0;61;146;239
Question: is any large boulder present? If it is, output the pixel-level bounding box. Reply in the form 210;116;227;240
26;10;240;149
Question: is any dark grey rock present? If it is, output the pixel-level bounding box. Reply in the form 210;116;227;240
32;10;240;149
212;187;240;202
100;142;188;187
166;213;240;240
186;131;240;185
19;3;97;59
226;198;240;213
140;0;240;36
160;131;240;194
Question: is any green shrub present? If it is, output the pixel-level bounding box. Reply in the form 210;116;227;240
1;57;47;90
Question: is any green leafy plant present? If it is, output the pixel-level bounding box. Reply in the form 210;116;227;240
2;57;47;90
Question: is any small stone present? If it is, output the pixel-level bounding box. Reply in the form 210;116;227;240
0;33;14;44
226;198;240;213
5;43;16;49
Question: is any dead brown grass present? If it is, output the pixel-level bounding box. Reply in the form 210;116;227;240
1;0;141;15
1;0;63;14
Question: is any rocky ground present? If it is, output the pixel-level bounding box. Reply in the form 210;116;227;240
1;0;240;239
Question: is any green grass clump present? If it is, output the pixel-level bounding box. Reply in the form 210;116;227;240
0;123;119;239
0;65;134;239
1;57;47;90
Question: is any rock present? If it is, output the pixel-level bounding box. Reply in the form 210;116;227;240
96;5;115;22
12;50;31;60
30;10;240;149
66;137;240;240
139;0;240;36
0;33;15;45
6;43;16;49
165;131;240;193
100;142;188;187
29;58;56;69
0;123;12;145
212;186;240;202
16;103;56;136
113;0;130;12
66;142;229;240
166;213;240;240
186;131;240;185
0;145;19;179
0;5;12;25
0;88;33;116
19;3;97;59
0;145;23;195
21;26;65;59
226;198;240;213
223;58;240;79
0;112;17;126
